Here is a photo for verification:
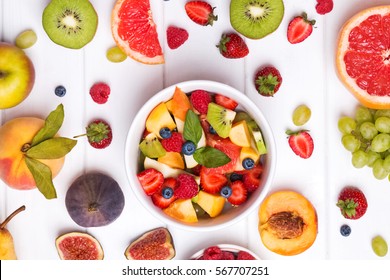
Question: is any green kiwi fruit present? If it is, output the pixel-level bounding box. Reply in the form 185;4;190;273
230;0;284;39
206;102;236;138
42;0;98;49
139;133;166;159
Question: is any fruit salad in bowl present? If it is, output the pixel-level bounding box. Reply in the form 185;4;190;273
125;80;276;231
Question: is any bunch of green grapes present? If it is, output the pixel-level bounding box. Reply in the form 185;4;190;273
338;106;390;181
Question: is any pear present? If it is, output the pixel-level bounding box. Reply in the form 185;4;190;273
0;205;25;260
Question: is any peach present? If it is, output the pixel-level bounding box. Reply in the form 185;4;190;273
0;117;65;190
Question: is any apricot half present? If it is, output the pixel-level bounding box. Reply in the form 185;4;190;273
258;190;318;256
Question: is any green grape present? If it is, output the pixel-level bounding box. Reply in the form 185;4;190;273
359;121;378;140
351;150;368;168
292;105;311;126
375;117;390;133
374;109;390;120
372;159;388;180
383;154;390;172
371;133;390;153
355;106;373;123
15;29;37;49
341;134;361;152
106;46;127;63
372;236;388;257
338;117;357;134
367;151;381;167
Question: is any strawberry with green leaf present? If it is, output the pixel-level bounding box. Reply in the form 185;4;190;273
74;120;113;149
337;186;368;219
185;1;217;26
217;33;249;59
287;12;316;44
254;66;283;97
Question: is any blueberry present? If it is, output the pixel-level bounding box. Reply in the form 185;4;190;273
162;187;174;199
242;158;255;170
340;224;351;237
182;141;196;155
55;85;66;97
159;127;172;139
220;186;232;198
209;125;217;134
230;173;243;182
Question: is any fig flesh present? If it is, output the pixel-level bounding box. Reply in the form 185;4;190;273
66;172;125;227
55;231;104;260
124;227;175;260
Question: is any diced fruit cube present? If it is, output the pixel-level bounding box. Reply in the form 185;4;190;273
229;120;251;147
158;152;185;169
163;199;198;223
139;132;166;158
146;102;176;137
196;190;225;218
170;86;192;121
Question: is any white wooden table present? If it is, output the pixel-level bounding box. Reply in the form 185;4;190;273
1;0;389;260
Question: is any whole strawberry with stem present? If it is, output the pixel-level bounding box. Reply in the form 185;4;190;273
74;120;113;149
287;12;316;44
337;186;368;220
254;66;282;96
217;33;249;59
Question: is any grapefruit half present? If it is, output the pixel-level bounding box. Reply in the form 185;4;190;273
336;6;390;109
111;0;164;64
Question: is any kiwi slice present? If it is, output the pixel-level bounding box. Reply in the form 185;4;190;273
230;0;284;39
206;103;236;138
139;133;166;159
42;0;98;49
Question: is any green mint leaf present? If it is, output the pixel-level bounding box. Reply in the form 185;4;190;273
193;146;231;168
24;157;56;199
31;104;64;146
183;110;202;145
26;137;77;159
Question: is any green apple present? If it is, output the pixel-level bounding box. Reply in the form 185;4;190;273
0;42;35;109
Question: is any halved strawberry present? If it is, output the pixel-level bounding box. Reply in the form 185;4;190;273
151;177;177;209
137;168;164;195
242;164;263;192
227;181;247;206
214;94;238;110
185;1;218;26
287;130;314;159
200;166;228;194
287;13;316;44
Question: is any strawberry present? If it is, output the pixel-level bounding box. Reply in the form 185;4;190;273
190;90;211;114
161;132;184;152
200;166;228;194
336;186;368;220
74;119;113;149
89;82;110;104
166;26;189;49
286;130;314;159
214;94;238;110
287;13;316;44
217;33;249;59
316;0;333;15
137;168;164;196
254;66;283;97
175;174;199;199
151;177;177;209
237;251;256;260
185;1;217;26
227;181;247;206
242;164;263;192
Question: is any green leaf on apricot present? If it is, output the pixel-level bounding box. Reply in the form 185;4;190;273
31;104;64;146
24;157;57;199
193;146;231;168
183;110;202;145
26;137;77;159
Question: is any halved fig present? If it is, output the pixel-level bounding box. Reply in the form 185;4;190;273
65;172;125;227
124;227;175;260
55;232;104;260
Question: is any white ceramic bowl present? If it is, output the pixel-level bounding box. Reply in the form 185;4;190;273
125;80;276;231
190;244;261;260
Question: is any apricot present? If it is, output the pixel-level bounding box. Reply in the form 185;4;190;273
0;117;65;190
258;190;318;256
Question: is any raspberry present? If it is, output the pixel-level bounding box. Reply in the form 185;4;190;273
90;82;110;104
167;26;189;49
190;90;211;114
221;251;235;260
161;132;184;152
174;174;198;199
236;251;256;260
203;246;223;260
316;0;333;15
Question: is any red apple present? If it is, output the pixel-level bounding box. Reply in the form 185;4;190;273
0;42;35;109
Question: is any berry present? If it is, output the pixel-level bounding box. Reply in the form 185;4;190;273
166;26;189;49
336;186;368;220
230;173;243;182
190;90;211;114
214;94;238;110
287;130;314;159
162;187;174;199
220;186;232;198
200;166;228;194
182;141;196;155
340;224;351;237
237;251;256;260
203;246;223;260
242;164;263;192
74;120;113;149
209;125;217;134
151;178;177;209
90;82;110;104
221;251;235;260
161;132;184;152
227;181;247;206
287;12;316;44
242;158;255;170
316;0;333;15
217;33;249;59
185;1;218;26
159;127;172;139
175;174;198;199
137;168;164;196
55;85;66;97
254;66;283;96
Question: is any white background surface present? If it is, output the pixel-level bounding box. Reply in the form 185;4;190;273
1;0;389;260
